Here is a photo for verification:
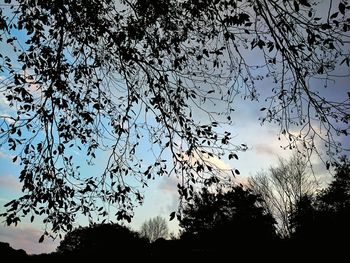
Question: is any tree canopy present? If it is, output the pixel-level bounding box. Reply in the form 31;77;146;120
56;223;147;256
140;216;169;243
289;157;350;246
249;152;318;237
179;184;276;248
0;0;349;235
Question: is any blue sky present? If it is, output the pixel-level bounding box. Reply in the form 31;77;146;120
1;0;349;255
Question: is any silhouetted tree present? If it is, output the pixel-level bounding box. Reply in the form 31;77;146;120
140;216;169;242
315;156;350;240
249;152;318;237
1;0;350;235
318;156;350;211
179;184;276;250
289;194;317;241
0;242;27;260
290;156;350;247
56;223;147;258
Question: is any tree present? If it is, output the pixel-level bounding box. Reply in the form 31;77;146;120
317;156;350;211
56;223;147;257
140;216;169;242
179;184;276;248
288;194;317;241
289;156;350;245
0;0;349;235
248;152;318;237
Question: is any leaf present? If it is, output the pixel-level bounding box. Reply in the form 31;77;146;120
299;0;311;7
321;23;332;30
317;65;324;74
293;1;299;12
231;170;236;178
30;215;34;222
229;153;238;160
93;103;100;110
339;2;346;15
39;235;44;243
234;169;240;175
257;39;265;49
169;212;176;221
330;12;339;19
203;49;209;57
260;107;267;111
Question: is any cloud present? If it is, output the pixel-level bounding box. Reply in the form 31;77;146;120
0;225;59;255
159;176;179;195
202;153;231;171
0;151;15;160
0;174;22;191
254;143;276;156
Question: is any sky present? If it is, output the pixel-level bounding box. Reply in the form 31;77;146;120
0;0;349;255
0;95;336;254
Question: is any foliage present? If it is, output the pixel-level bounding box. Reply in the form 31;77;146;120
289;156;350;242
317;156;350;211
288;194;317;240
248;152;318;237
140;216;169;242
56;223;146;255
179;184;276;247
0;0;349;235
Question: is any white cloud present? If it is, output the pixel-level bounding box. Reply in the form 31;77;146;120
159;176;179;195
254;143;277;156
201;153;231;171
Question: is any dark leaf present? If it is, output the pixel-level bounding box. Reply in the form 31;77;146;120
39;235;44;243
317;65;324;74
169;212;176;221
257;39;265;49
231;170;236;178
339;2;346;15
321;23;332;30
229;153;238;160
330;12;339;19
299;0;311;7
294;1;299;12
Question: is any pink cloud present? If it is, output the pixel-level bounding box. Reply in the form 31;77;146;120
0;225;60;255
254;143;276;156
0;151;15;160
0;174;22;191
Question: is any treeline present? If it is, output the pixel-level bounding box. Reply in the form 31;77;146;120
2;155;350;260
